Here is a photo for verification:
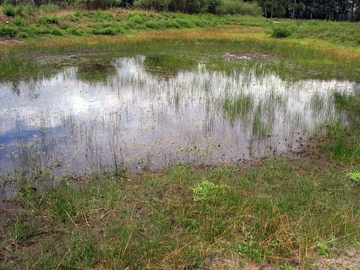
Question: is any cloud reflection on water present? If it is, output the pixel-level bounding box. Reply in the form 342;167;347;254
0;56;355;174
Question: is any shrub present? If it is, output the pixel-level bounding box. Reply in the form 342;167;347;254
29;26;52;35
2;4;15;16
272;26;292;38
174;19;195;28
193;19;208;27
128;13;144;24
18;32;29;38
14;16;26;27
65;14;79;22
92;27;116;35
117;26;128;34
66;27;84;36
52;28;63;36
38;15;59;24
94;11;112;21
14;5;24;15
356;35;360;44
145;21;161;29
0;25;17;37
162;20;180;28
83;11;95;18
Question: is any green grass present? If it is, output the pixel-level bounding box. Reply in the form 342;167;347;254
0;7;359;48
222;92;254;122
0;9;256;40
1;32;359;84
1;159;360;269
316;90;360;164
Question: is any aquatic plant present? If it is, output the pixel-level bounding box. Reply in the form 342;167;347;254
222;92;254;122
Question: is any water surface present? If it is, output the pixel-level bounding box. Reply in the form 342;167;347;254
0;55;356;175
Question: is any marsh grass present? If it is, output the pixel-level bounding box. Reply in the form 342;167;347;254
252;104;269;137
1;159;360;269
222;92;254;122
143;53;197;77
1;24;360;83
318;90;360;164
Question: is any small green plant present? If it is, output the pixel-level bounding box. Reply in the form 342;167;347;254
94;11;112;22
9;216;27;245
316;240;330;256
182;217;201;231
0;25;17;37
145;21;161;30
38;15;59;25
2;4;15;16
222;92;254;122
9;215;38;246
272;26;292;38
65;14;79;22
280;265;295;270
66;27;84;36
14;16;26;27
237;239;264;263
347;171;360;182
51;27;63;36
128;13;144;25
92;27;116;35
252;110;268;137
14;5;24;15
52;194;77;224
191;180;227;202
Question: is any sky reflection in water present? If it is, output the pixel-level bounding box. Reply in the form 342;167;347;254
0;56;356;174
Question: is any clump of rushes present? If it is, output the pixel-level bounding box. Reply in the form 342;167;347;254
222;92;254;122
1;159;360;269
319;90;360;163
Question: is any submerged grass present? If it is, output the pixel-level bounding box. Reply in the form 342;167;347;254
318;90;360;165
1;32;360;85
222;92;254;122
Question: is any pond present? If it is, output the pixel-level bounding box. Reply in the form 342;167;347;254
0;53;357;177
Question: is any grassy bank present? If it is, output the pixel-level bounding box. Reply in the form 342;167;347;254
1;152;360;269
0;5;360;47
0;6;265;40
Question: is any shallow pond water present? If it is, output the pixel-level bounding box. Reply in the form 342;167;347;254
0;55;357;176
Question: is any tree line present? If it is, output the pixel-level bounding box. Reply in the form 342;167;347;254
1;0;360;21
257;0;360;21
